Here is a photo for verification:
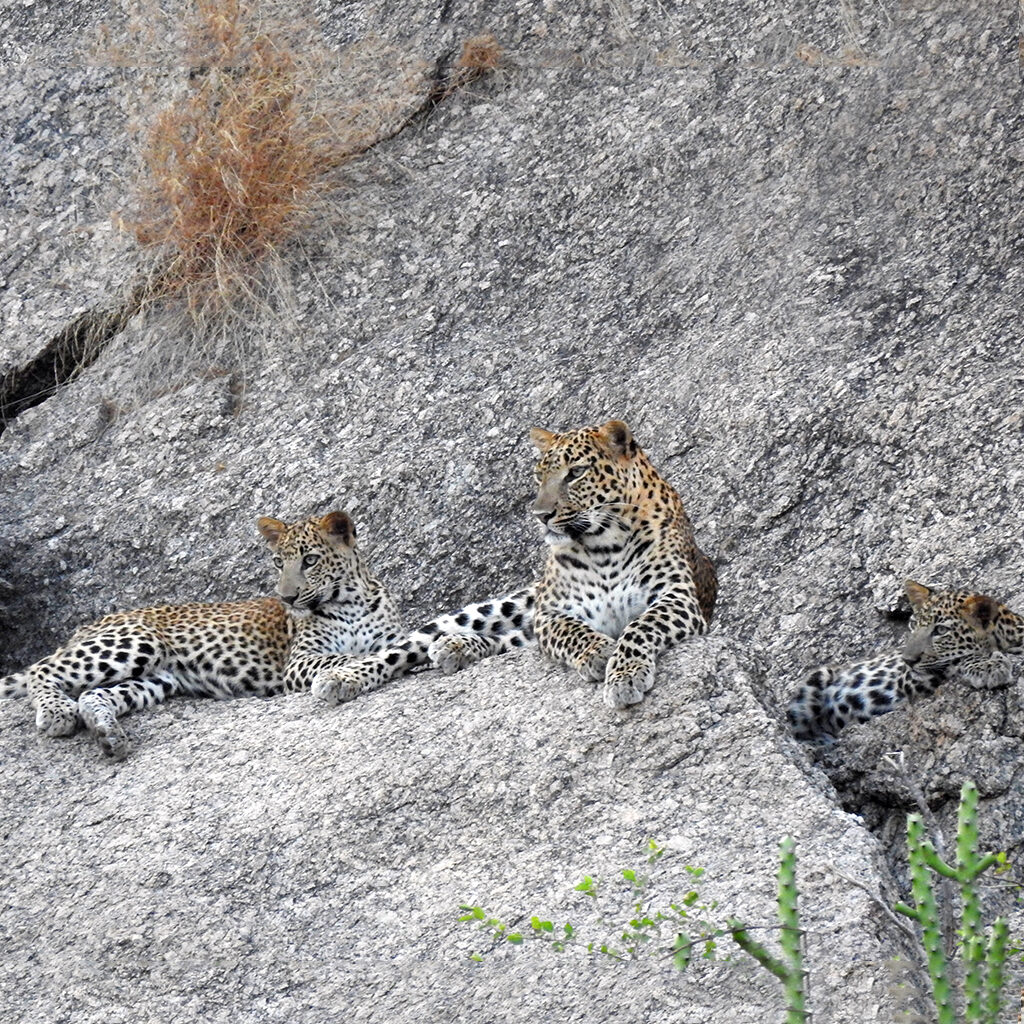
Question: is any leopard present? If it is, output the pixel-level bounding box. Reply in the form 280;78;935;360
787;580;1024;742
309;586;537;706
0;511;403;759
312;419;716;710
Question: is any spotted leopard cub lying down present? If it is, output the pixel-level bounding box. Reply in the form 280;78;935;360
0;511;403;759
787;580;1024;742
315;419;717;710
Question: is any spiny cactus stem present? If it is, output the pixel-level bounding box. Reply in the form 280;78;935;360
727;920;789;982
920;843;960;880
961;876;985;1019
776;837;807;1022
893;901;921;921
905;814;956;1024
726;920;809;1022
954;781;998;1022
956;782;980;862
967;852;1000;878
981;917;1009;1024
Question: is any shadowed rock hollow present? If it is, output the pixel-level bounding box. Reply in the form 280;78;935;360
1;1;1021;1021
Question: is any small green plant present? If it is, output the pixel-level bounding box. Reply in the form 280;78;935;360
460;797;1016;1024
894;781;1010;1024
460;837;808;1019
459;840;722;963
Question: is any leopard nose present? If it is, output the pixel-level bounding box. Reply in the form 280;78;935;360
533;507;554;525
280;593;297;606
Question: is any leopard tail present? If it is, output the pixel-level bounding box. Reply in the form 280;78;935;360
0;672;28;699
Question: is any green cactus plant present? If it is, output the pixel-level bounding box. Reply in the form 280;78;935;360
727;837;808;1023
894;781;1009;1024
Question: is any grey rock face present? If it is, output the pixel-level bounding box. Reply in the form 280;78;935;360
1;0;1021;1019
0;640;917;1023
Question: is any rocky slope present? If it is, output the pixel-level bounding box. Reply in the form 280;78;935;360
1;1;1021;1021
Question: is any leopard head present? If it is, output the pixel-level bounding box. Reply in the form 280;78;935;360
902;580;1020;688
257;511;362;615
529;419;642;547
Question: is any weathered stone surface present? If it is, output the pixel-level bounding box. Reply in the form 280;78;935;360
0;640;919;1023
1;0;1021;1019
825;667;1024;863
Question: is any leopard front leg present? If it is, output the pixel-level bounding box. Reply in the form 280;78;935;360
957;651;1013;690
603;594;705;709
27;665;80;737
428;633;521;675
312;657;386;705
310;642;428;706
535;611;616;682
77;674;181;760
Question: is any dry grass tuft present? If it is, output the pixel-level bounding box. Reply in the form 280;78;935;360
444;33;503;96
96;2;502;392
457;33;503;75
122;0;384;329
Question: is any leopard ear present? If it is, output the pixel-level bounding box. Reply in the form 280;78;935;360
257;517;287;547
904;580;932;611
597;419;637;458
964;594;999;631
320;511;356;547
530;427;556;452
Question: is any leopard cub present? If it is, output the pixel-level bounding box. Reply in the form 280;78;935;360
787;580;1024;742
0;511;401;758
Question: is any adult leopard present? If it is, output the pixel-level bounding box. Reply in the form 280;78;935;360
787;580;1024;742
314;419;716;709
0;511;402;758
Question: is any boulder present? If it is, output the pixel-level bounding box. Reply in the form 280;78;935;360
1;0;1019;1019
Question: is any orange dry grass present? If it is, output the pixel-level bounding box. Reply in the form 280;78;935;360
444;33;502;97
457;34;502;74
115;0;500;350
128;0;346;322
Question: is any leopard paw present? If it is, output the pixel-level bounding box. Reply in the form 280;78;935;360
963;652;1012;690
78;693;130;761
574;636;617;683
312;659;385;706
34;695;80;737
311;669;362;706
602;657;656;709
428;635;486;675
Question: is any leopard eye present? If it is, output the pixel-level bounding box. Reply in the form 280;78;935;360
566;464;589;482
931;623;950;637
272;555;284;569
302;554;321;569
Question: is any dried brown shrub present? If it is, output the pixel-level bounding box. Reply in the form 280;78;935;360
445;33;503;95
457;33;502;74
97;2;500;389
119;0;419;330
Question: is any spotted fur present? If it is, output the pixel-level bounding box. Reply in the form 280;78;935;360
787;580;1024;742
527;419;716;708
312;420;715;708
0;512;402;758
310;589;535;705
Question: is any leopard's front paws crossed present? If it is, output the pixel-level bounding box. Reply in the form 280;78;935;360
602;656;656;710
574;636;617;683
